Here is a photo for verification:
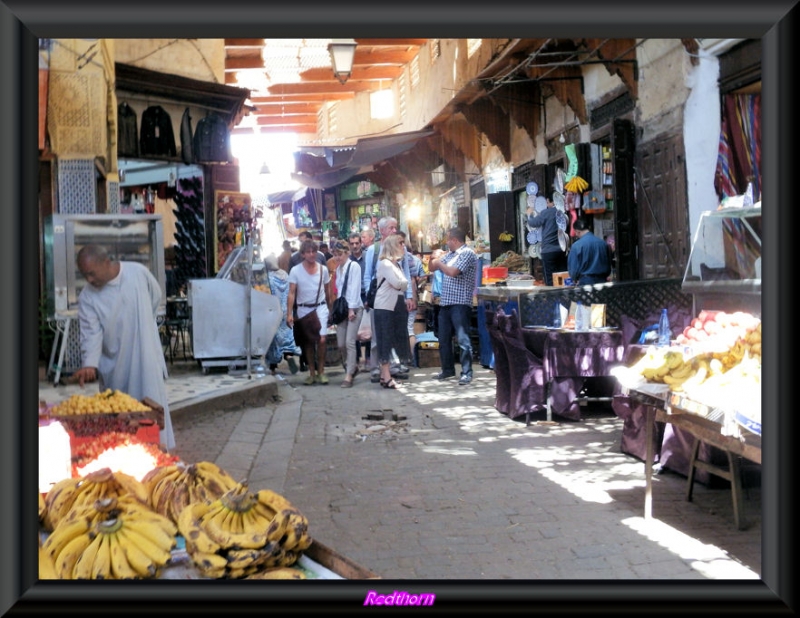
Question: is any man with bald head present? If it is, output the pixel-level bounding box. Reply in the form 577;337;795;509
74;245;175;450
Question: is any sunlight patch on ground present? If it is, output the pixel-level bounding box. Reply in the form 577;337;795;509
623;517;760;579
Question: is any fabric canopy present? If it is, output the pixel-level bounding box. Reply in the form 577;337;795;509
291;128;435;189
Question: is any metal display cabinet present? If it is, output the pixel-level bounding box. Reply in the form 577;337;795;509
189;243;282;374
43;214;166;385
44;214;167;318
682;206;761;316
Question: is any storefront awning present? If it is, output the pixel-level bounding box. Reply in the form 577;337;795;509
266;187;308;206
291;129;435;189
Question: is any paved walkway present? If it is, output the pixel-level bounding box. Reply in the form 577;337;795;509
38;358;762;581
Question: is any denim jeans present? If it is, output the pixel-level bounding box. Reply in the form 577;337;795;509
437;304;473;377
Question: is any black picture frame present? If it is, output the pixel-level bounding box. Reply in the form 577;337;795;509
4;2;795;614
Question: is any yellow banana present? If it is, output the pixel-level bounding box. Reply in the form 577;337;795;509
178;503;221;555
116;527;158;578
257;489;295;514
38;492;47;524
247;566;306;580
113;471;150;504
192;462;238;498
108;529;138;580
279;549;299;567
240;505;269;536
38;544;59;580
90;532;113;580
294;531;312;552
224;547;270;570
44;478;82;529
669;361;695;379
71;532;103;579
119;523;172;568
265;508;293;543
123;514;177;552
192;551;228;578
53;531;93;579
43;517;93;563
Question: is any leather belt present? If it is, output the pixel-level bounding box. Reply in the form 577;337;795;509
299;301;325;308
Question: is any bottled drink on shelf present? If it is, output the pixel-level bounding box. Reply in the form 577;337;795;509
657;308;671;347
553;301;562;328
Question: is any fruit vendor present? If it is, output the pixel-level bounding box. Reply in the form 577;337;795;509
526;198;567;286
72;245;175;450
567;217;611;286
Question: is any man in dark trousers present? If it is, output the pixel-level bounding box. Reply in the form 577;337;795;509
428;227;478;386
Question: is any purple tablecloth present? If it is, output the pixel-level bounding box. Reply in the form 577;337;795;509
521;328;626;420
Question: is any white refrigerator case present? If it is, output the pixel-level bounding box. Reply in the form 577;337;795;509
189;278;282;365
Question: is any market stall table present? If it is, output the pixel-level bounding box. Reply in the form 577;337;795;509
616;372;761;530
520;327;625;423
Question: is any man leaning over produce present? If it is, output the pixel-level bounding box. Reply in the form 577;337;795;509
73;245;175;450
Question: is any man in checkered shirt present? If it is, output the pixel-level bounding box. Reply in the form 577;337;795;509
427;227;478;385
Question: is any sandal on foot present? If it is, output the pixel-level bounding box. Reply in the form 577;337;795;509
380;378;400;389
340;380;353;388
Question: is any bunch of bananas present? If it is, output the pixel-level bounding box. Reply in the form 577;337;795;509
43;467;149;531
177;481;311;579
42;497;177;579
564;176;589;193
498;231;514;242
143;461;239;525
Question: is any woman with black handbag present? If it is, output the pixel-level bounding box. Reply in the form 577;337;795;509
373;234;412;389
287;239;332;385
330;240;363;388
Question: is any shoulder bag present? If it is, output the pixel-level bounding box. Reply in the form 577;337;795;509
294;267;324;347
329;263;351;325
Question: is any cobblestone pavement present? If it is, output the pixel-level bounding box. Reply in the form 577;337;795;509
39;358;763;585
164;359;762;582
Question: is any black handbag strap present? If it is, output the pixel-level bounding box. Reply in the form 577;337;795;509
339;262;351;296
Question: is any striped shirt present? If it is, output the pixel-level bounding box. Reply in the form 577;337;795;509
438;245;478;307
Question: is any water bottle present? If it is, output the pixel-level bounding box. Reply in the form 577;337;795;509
657;308;671;347
575;302;587;331
552;301;562;328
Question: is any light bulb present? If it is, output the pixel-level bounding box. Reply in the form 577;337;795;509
559;133;566;144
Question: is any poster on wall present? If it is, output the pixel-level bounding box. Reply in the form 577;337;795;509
214;191;252;274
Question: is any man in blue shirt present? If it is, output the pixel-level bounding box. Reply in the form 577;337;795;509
567;218;611;286
428;227;478;385
362;216;416;380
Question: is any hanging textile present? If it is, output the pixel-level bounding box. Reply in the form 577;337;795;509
714;93;761;202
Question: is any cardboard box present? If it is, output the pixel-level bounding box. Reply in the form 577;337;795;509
415;341;440;368
552;271;570;286
483;266;508;281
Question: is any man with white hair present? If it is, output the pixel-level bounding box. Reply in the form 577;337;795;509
362;216;416;381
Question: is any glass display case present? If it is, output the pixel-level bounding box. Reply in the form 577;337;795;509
682;206;761;314
44;214;166;318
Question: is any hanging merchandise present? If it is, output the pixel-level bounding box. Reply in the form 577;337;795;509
180;108;194;164
553;191;566;212
193;113;232;163
583;190;607;214
555;169;567;195
526;181;539;196
140;105;177;157
564;144;579;181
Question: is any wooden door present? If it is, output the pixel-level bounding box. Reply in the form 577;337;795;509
611;119;639;281
635;132;690;280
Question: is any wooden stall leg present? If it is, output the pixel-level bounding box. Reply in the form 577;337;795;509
644;407;655;520
685;438;701;502
728;452;745;530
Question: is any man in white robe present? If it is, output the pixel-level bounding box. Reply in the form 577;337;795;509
73;245;175;450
